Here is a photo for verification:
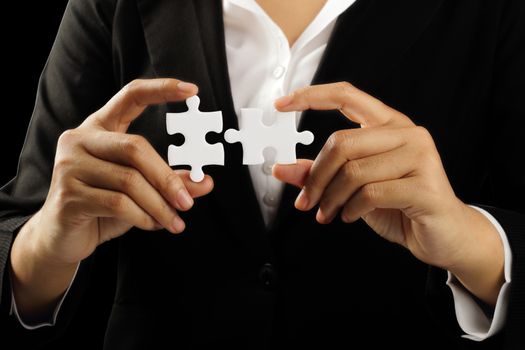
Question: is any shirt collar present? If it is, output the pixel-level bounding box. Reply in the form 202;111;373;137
224;0;357;52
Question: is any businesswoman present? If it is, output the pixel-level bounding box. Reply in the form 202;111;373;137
1;0;524;348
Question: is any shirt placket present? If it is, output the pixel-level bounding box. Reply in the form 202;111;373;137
259;21;292;217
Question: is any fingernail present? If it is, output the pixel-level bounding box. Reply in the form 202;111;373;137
177;189;194;210
316;209;332;224
275;94;294;108
177;82;198;93
295;189;309;211
271;164;278;177
172;216;186;233
316;209;325;223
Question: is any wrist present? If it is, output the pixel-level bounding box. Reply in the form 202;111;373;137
23;210;78;268
10;212;78;319
446;204;505;305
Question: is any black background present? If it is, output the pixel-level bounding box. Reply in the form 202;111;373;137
1;1;69;186
2;3;115;349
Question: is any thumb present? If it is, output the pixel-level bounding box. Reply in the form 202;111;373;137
174;170;214;198
272;159;313;188
88;79;198;133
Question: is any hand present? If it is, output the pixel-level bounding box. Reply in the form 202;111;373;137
15;79;213;267
10;79;213;319
273;82;504;304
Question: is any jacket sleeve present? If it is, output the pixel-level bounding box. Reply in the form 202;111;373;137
479;0;525;342
426;0;525;348
0;0;117;343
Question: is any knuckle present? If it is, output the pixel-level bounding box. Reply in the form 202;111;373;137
105;193;126;212
157;200;171;217
123;79;142;95
140;214;157;230
337;81;353;92
343;160;362;180
57;129;80;148
121;135;147;159
335;81;354;99
326;130;355;158
410;128;439;166
53;184;80;211
414;126;433;144
53;157;75;174
304;173;321;193
326;131;344;154
119;169;140;191
292;86;313;107
361;183;378;204
55;130;85;175
294;86;310;98
164;171;183;191
55;185;75;204
133;135;149;150
121;79;145;107
54;157;82;179
418;148;437;167
160;78;170;89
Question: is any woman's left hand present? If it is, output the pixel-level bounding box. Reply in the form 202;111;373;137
273;82;504;305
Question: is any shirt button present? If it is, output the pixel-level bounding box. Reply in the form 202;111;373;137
259;263;276;289
263;192;278;207
273;65;285;79
262;162;273;175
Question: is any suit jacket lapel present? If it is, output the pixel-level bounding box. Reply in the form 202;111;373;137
136;0;215;104
272;0;446;232
137;0;268;252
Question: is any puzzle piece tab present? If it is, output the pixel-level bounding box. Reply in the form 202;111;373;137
166;96;224;182
224;109;314;165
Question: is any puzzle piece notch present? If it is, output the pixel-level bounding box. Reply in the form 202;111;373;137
224;108;314;165
167;96;224;182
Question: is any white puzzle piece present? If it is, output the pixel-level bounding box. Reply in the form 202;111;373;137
224;109;314;165
166;96;224;182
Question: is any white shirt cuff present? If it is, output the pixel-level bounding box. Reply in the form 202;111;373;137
9;262;80;330
446;205;512;341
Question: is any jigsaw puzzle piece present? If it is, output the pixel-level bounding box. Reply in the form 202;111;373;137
224;108;314;165
224;108;267;164
168;142;224;182
166;96;224;182
272;114;314;164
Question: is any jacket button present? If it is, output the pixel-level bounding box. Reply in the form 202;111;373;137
259;263;276;288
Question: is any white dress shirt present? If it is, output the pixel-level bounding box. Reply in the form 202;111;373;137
11;0;512;342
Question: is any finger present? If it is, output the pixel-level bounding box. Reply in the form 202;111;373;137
317;145;416;224
173;170;215;198
77;184;181;233
75;156;185;233
272;159;313;188
88;78;199;132
275;82;413;128
82;131;213;210
340;178;421;224
296;127;410;211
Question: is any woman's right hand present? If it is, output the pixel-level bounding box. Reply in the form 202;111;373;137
14;78;214;269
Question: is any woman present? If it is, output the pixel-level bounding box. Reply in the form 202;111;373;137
1;0;523;348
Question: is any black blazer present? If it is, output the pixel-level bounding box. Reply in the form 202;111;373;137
1;0;524;349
